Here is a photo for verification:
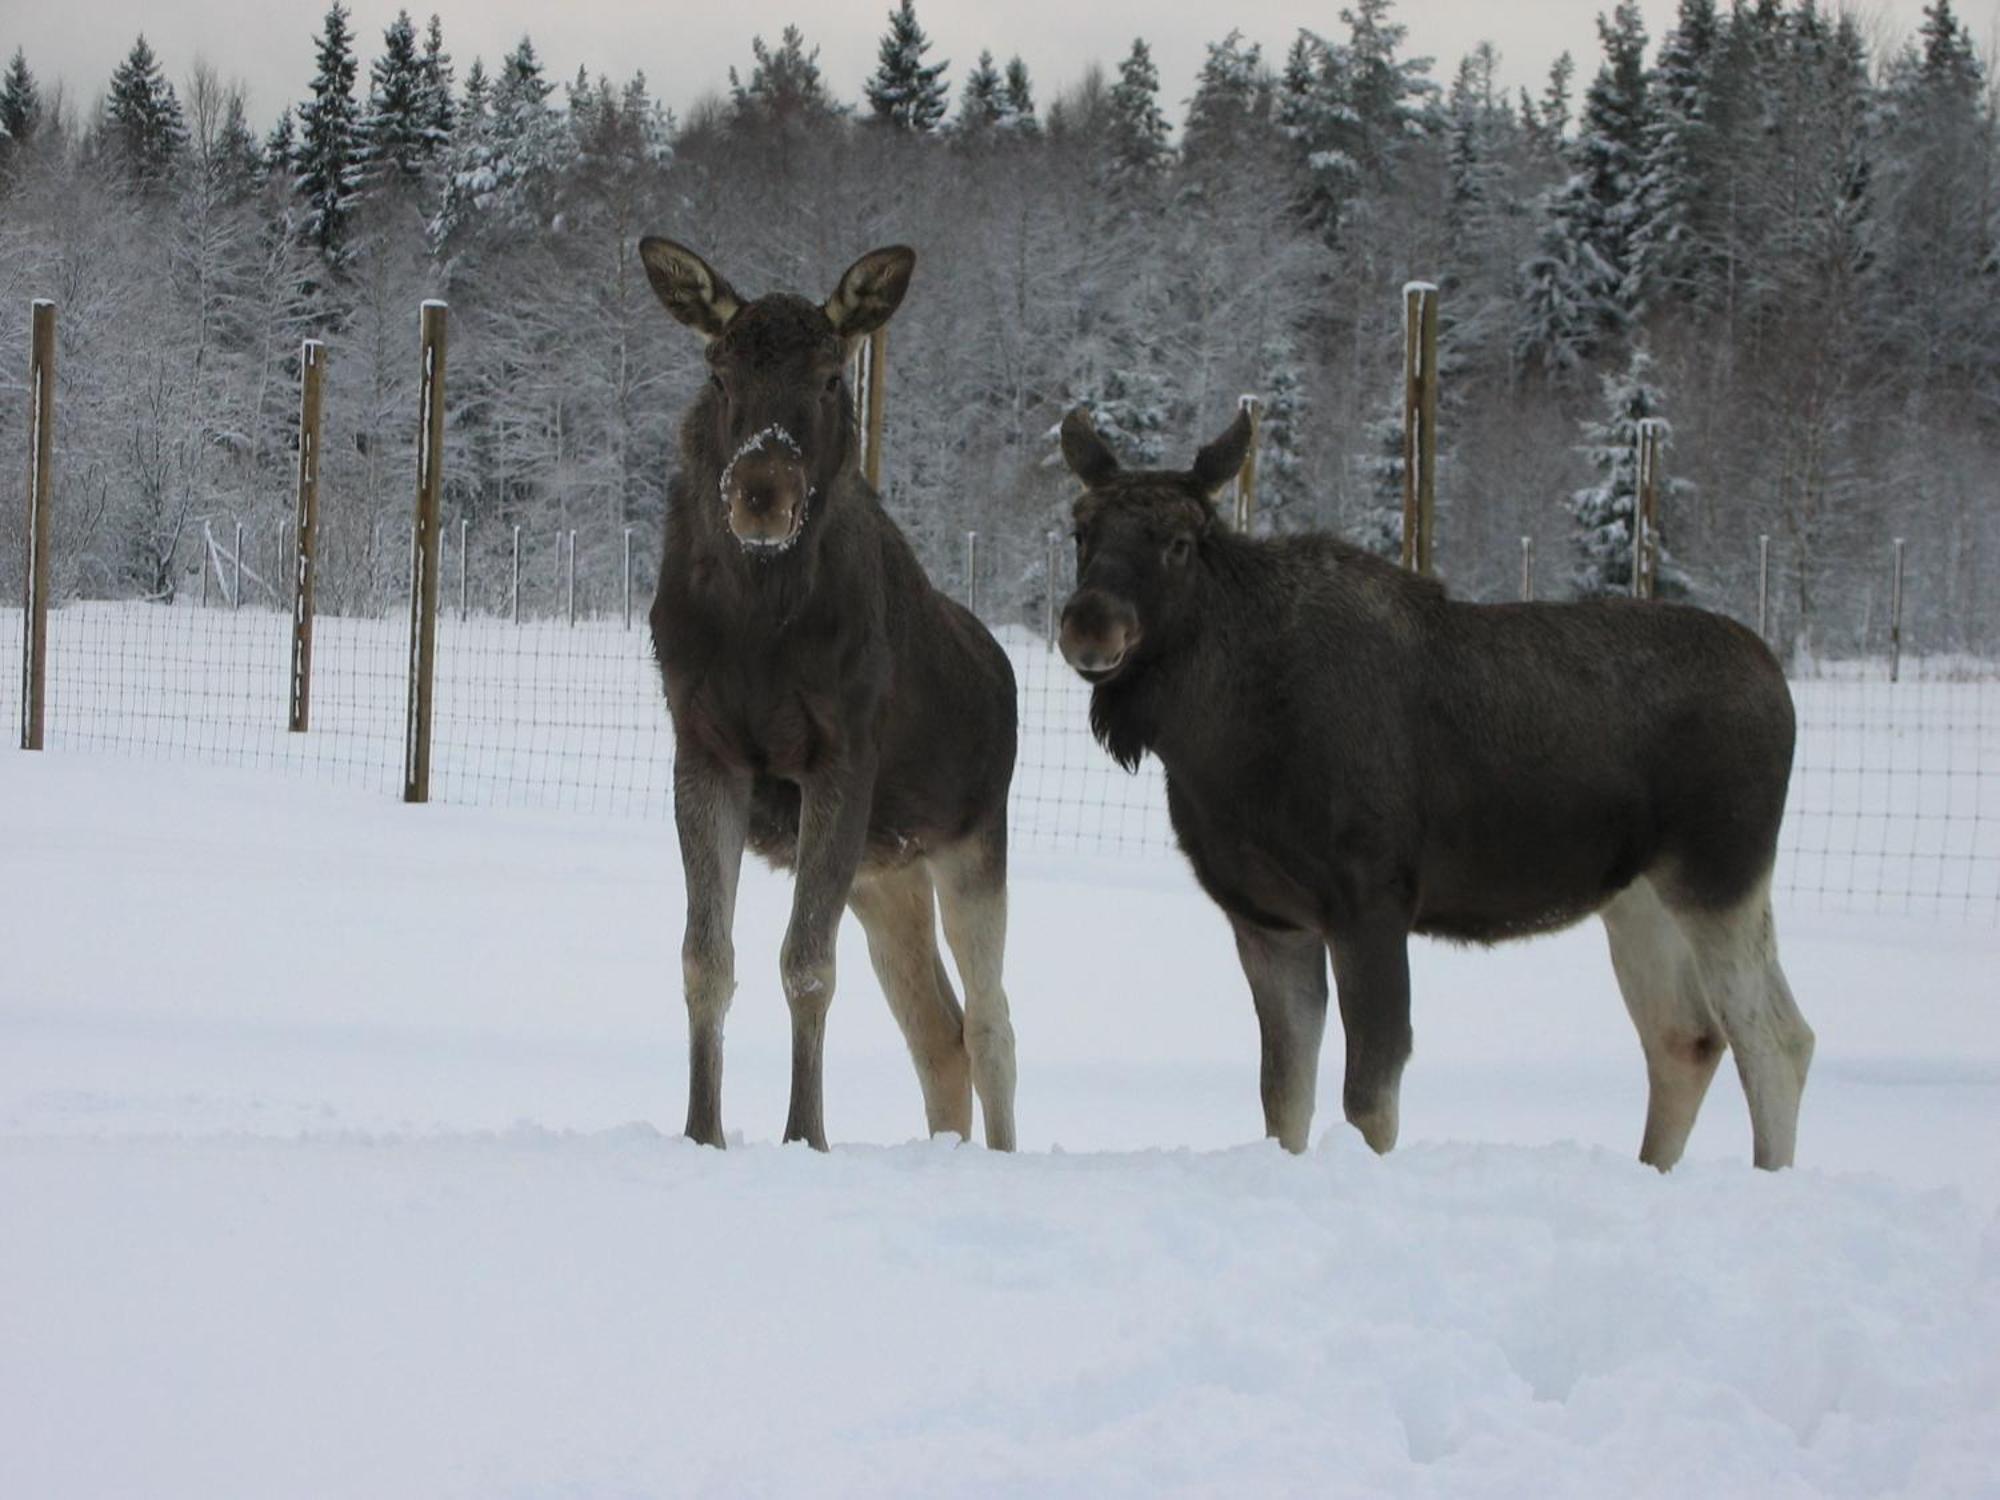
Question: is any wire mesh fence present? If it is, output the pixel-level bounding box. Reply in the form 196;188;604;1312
13;521;2000;925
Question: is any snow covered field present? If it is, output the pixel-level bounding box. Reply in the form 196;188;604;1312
3;751;1998;1498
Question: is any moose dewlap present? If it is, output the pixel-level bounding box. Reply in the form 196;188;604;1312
1057;406;1811;1170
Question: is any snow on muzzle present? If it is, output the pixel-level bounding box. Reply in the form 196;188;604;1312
719;425;814;553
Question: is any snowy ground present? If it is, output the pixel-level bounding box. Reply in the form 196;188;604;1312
3;752;1998;1498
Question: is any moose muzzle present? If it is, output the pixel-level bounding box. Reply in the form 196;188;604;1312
721;425;811;551
1059;590;1142;683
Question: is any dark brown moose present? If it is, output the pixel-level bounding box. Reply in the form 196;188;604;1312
642;237;1019;1151
1057;407;1813;1170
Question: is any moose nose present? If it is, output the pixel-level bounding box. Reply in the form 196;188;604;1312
1059;592;1138;679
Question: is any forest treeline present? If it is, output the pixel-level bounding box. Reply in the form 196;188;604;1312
0;0;1994;654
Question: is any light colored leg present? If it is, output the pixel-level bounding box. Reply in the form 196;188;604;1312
1232;917;1329;1153
1329;920;1413;1155
847;863;974;1139
675;756;750;1149
930;829;1018;1152
1602;876;1726;1170
1673;878;1815;1170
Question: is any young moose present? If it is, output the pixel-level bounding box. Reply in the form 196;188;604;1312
1057;407;1813;1170
642;238;1019;1151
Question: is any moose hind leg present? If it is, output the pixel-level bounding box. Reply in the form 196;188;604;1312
1602;876;1726;1170
1675;880;1815;1170
931;830;1018;1152
1329;921;1414;1155
1232;917;1329;1152
847;864;974;1139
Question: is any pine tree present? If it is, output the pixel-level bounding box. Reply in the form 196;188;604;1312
1183;31;1266;169
865;0;949;133
1522;51;1574;161
294;3;364;258
1567;349;1691;598
1276;32;1357;237
1633;0;1722;311
958;50;1004;133
363;9;431;189
461;57;490;126
106;34;188;190
435;34;569;237
1340;0;1438;178
1000;56;1038;135
1255;334;1309;530
1572;2;1655;321
1104;39;1170;186
418;14;455;145
263;107;296;177
1357;398;1406;558
215;93;264;203
730;26;839;132
0;48;41;163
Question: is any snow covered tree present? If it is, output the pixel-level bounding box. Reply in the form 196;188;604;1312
730;26;839;134
958;50;1004;133
1520;51;1574;163
1183;31;1267;169
417;14;455;146
106;35;187;191
1340;0;1438;179
362;10;434;190
1567;349;1691;598
1255;334;1310;530
1276;32;1357;238
262;108;295;177
1355;399;1406;558
0;48;42;167
294;4;364;259
1001;56;1038;135
1633;0;1721;311
865;0;949;134
434;35;570;240
1104;39;1170;187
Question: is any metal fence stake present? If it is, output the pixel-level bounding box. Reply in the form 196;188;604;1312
1757;534;1771;643
1044;530;1060;648
404;300;448;804
510;525;521;625
1890;538;1905;684
20;299;54;751
623;526;633;630
1401;281;1439;576
1520;536;1534;602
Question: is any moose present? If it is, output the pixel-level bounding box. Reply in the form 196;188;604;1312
1056;407;1813;1171
641;237;1019;1152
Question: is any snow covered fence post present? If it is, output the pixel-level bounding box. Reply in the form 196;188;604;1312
403;300;447;805
509;525;520;625
623;527;633;630
201;523;212;608
1044;531;1060;648
1520;536;1535;602
1633;418;1665;601
231;521;243;609
1232;394;1262;534
566;530;577;627
458;518;468;622
1757;535;1771;643
20;299;54;752
1401;282;1439;576
1890;538;1906;684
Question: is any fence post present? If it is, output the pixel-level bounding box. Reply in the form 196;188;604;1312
1634;418;1664;600
510;524;520;625
623;526;633;630
1044;530;1060;648
458;517;468;622
861;326;888;490
1401;281;1439;576
403;300;447;805
1520;536;1534;602
289;344;322;731
1756;533;1771;643
231;520;243;609
1890;537;1905;684
964;530;979;618
201;522;212;607
20;299;54;751
566;529;577;626
1232;394;1262;534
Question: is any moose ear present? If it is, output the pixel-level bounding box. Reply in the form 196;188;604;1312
1060;408;1121;488
825;246;916;338
639;237;743;342
1189;408;1254;495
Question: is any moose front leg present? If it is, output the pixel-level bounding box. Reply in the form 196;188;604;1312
676;754;752;1149
1231;917;1330;1153
782;755;877;1150
1329;919;1414;1154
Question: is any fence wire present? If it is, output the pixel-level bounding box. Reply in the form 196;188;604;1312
13;523;1999;925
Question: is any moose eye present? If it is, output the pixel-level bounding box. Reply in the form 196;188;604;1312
709;373;725;395
824;371;842;394
1166;534;1193;565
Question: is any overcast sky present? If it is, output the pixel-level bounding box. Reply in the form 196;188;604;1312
11;0;1995;133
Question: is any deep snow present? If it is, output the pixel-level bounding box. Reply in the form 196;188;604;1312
2;752;1998;1498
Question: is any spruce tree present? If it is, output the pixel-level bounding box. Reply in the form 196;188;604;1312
263;107;296;177
0;48;41;160
1256;335;1309;530
1183;31;1266;169
865;0;949;133
1634;0;1722;312
1000;57;1038;135
418;14;455;146
106;35;188;190
1567;349;1691;598
294;3;364;258
1104;39;1170;186
958;50;1004;133
730;26;838;131
363;9;430;189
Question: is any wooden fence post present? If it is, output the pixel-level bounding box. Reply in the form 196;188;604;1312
1401;281;1439;576
403;301;447;804
849;326;888;491
964;530;979;618
1232;394;1262;534
623;526;633;630
1044;530;1060;648
1756;534;1771;643
1634;418;1665;600
20;299;54;751
1520;536;1535;602
1889;537;1905;684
